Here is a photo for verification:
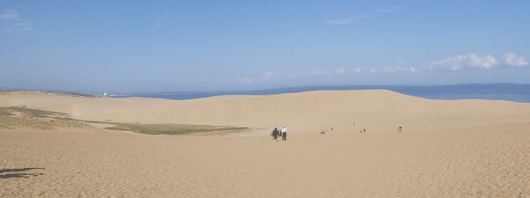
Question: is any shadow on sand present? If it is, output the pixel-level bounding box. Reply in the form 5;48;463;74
0;168;45;179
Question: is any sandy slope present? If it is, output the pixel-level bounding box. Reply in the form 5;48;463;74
2;90;530;135
1;90;530;197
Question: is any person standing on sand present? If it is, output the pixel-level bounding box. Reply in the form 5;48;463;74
271;128;279;141
281;126;287;140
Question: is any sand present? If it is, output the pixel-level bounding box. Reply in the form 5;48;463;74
1;90;530;197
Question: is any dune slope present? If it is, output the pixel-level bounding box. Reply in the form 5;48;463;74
1;90;529;134
2;90;530;197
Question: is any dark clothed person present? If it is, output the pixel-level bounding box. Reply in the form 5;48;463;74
271;128;279;141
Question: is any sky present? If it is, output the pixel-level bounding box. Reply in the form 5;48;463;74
1;1;529;93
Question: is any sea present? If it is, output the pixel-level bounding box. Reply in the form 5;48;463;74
106;84;530;103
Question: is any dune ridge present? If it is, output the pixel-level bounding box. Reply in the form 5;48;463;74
2;90;530;197
1;90;530;135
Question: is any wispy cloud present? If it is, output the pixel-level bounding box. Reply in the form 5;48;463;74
155;21;162;26
238;65;419;83
238;52;526;84
236;72;275;83
502;53;528;67
425;53;529;71
13;21;34;31
352;66;416;73
310;68;347;75
328;6;403;25
1;9;34;32
375;66;416;73
426;53;497;71
1;9;19;20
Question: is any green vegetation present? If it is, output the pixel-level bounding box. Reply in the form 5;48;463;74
104;123;248;135
0;106;88;130
55;92;95;97
1;106;68;118
0;106;248;135
0;108;15;116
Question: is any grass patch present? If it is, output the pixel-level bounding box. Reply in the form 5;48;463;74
2;106;68;118
0;106;89;130
104;123;248;135
0;106;249;135
0;108;15;116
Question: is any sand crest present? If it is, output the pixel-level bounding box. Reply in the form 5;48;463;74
1;90;530;197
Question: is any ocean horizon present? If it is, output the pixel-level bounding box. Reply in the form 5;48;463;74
97;83;530;103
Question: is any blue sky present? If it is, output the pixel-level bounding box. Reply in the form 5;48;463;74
1;1;529;93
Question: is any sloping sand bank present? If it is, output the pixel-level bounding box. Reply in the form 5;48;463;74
2;90;530;197
2;90;530;135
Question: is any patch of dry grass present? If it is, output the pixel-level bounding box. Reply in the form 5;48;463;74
0;106;249;135
104;123;248;135
0;107;90;130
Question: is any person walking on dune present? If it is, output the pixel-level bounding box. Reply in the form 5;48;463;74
281;126;287;141
271;127;279;141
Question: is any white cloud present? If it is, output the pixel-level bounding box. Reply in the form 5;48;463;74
2;9;34;32
396;60;404;64
354;66;415;73
335;68;345;75
329;6;403;25
328;18;356;25
1;9;19;20
502;53;528;67
155;21;162;26
370;65;416;74
427;53;497;71
13;21;34;31
310;69;330;75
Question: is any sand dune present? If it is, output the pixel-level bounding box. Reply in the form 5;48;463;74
2;90;530;134
2;90;530;197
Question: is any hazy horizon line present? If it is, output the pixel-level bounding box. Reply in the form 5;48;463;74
2;82;530;95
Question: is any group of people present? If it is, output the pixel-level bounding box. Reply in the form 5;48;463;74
271;125;402;141
271;126;287;141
